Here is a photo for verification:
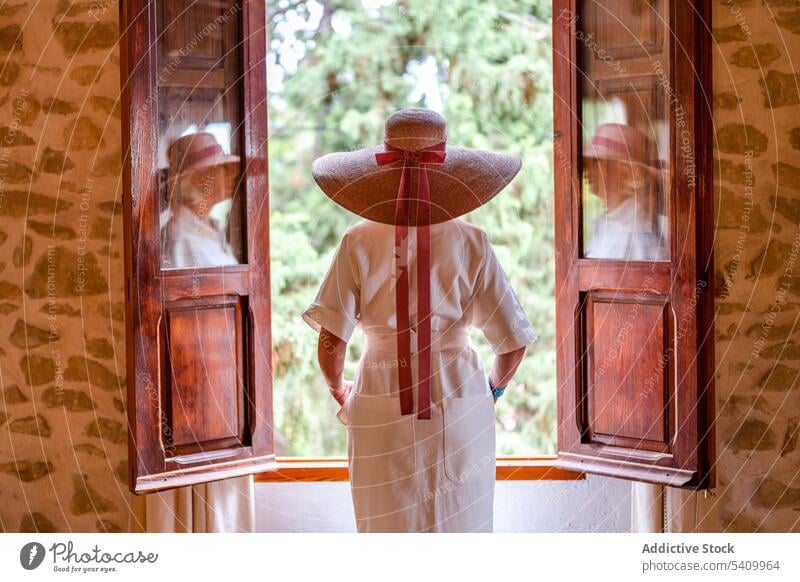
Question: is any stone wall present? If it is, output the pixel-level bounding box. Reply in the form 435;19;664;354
0;0;129;532
713;0;800;531
0;0;798;533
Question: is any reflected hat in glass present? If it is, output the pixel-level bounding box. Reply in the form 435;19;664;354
310;107;522;225
167;131;240;182
582;123;663;173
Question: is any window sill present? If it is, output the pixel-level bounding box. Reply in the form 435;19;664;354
255;456;585;483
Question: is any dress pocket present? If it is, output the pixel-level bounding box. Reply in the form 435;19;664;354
336;364;364;426
347;394;416;487
336;393;352;426
442;394;496;484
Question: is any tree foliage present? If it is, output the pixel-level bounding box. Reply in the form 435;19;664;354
268;0;555;456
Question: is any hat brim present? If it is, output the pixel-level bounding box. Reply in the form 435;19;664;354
311;144;521;225
582;148;664;175
167;154;241;184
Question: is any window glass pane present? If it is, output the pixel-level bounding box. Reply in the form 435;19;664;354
156;0;246;269
579;0;670;261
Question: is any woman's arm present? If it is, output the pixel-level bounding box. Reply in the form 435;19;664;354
317;327;352;406
488;346;527;402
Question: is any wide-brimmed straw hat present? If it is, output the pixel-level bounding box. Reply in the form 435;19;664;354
167;131;240;184
582;123;663;174
311;108;522;225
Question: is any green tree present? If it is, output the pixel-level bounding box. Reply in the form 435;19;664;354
268;0;555;456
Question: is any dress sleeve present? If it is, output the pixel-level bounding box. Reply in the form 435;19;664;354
302;230;361;342
471;232;540;354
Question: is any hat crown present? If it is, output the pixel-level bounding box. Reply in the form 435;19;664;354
384;108;447;151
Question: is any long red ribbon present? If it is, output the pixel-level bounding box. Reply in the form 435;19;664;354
375;140;446;419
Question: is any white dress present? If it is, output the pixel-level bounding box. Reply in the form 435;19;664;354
160;204;239;269
302;218;539;532
584;196;669;261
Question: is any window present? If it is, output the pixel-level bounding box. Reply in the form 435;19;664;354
552;0;715;487
120;0;275;493
265;0;557;461
121;0;714;491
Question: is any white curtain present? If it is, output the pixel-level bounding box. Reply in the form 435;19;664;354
129;475;255;533
630;482;664;532
631;481;719;533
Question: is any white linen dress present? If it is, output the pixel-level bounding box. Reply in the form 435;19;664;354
160;204;239;268
584;196;669;261
302;218;539;532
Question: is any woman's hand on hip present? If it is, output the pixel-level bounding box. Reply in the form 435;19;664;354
333;380;354;407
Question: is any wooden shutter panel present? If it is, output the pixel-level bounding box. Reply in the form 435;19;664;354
120;0;275;494
553;0;714;488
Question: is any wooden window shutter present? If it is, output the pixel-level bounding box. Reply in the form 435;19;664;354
120;0;276;493
553;0;715;488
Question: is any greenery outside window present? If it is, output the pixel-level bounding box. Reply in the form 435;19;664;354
263;0;564;482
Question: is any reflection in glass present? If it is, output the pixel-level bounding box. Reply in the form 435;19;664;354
582;123;668;260
160;132;241;269
579;0;669;261
156;0;245;269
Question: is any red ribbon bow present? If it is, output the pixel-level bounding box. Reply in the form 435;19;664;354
375;140;447;419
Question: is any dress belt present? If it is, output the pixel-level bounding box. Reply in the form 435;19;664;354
364;328;471;354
